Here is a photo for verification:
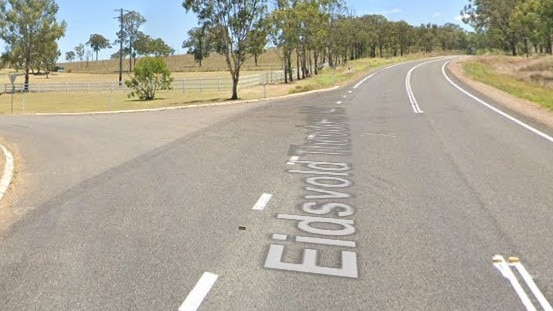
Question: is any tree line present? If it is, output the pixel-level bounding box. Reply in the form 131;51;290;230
183;0;470;99
462;0;553;55
0;0;471;97
65;10;174;72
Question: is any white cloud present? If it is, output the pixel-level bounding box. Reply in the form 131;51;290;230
377;8;402;15
456;13;471;21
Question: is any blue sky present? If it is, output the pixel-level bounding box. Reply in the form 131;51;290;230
1;0;471;61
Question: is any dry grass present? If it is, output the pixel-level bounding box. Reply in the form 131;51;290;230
0;52;443;114
58;49;285;74
463;55;553;111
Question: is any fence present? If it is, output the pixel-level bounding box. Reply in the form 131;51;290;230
3;71;285;94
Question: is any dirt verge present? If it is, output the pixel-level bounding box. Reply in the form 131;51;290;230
447;60;553;131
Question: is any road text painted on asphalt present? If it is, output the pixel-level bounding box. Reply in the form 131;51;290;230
264;106;358;278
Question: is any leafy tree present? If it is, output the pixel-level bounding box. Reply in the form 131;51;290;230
34;39;60;76
0;0;66;89
115;10;146;71
125;57;173;101
86;34;111;61
183;0;268;100
134;33;175;59
149;38;174;57
183;26;212;67
463;0;519;55
65;51;76;62
75;43;85;61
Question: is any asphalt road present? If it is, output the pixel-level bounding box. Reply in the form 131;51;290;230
1;58;553;310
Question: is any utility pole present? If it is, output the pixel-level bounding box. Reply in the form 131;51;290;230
115;8;126;86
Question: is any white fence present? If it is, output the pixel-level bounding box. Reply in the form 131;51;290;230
4;71;285;93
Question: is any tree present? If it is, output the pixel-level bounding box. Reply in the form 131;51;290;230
0;0;66;89
65;51;76;62
183;0;268;100
125;57;173;101
183;26;212;67
463;0;519;55
116;10;146;71
86;34;111;61
33;39;60;76
75;43;85;61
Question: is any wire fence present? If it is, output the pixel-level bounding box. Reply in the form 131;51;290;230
3;71;286;94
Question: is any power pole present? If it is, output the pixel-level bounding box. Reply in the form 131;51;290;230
115;8;126;86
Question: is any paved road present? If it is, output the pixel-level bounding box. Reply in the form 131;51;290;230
1;58;552;310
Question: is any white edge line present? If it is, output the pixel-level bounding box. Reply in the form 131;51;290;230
179;272;219;311
252;193;273;211
0;145;14;202
493;255;537;311
510;261;553;311
442;61;553;144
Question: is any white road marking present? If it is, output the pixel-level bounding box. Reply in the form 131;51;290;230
353;74;375;89
330;108;336;113
442;61;553;144
272;234;288;241
337;101;342;105
493;255;536;311
353;62;406;89
0;145;14;202
509;257;553;311
348;90;353;94
493;255;553;311
296;236;356;248
405;58;455;114
363;133;396;138
287;156;300;165
252;193;273;211
179;272;218;311
307;134;315;140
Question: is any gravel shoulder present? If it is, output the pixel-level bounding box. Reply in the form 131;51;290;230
447;60;553;131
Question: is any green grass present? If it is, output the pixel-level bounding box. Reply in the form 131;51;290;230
463;61;553;111
0;53;440;114
290;56;409;94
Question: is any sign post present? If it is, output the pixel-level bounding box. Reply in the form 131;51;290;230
8;74;17;115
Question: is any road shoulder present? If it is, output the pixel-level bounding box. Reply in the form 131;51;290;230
447;60;553;131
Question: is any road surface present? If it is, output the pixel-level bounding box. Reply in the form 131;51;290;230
1;58;552;310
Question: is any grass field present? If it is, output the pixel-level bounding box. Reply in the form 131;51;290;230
463;55;553;111
58;49;285;74
0;52;439;114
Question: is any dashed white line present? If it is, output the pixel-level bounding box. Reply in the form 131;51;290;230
353;73;375;89
179;272;218;311
337;101;342;105
252;193;273;211
442;61;553;144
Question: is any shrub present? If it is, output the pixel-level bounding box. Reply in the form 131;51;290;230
125;57;173;100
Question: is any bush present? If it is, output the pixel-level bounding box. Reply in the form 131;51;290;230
125;57;173;100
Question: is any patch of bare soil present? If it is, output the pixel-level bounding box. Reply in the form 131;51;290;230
447;60;553;131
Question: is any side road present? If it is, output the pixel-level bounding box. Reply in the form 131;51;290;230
0;56;553;211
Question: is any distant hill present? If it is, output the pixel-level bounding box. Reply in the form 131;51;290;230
57;49;285;74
